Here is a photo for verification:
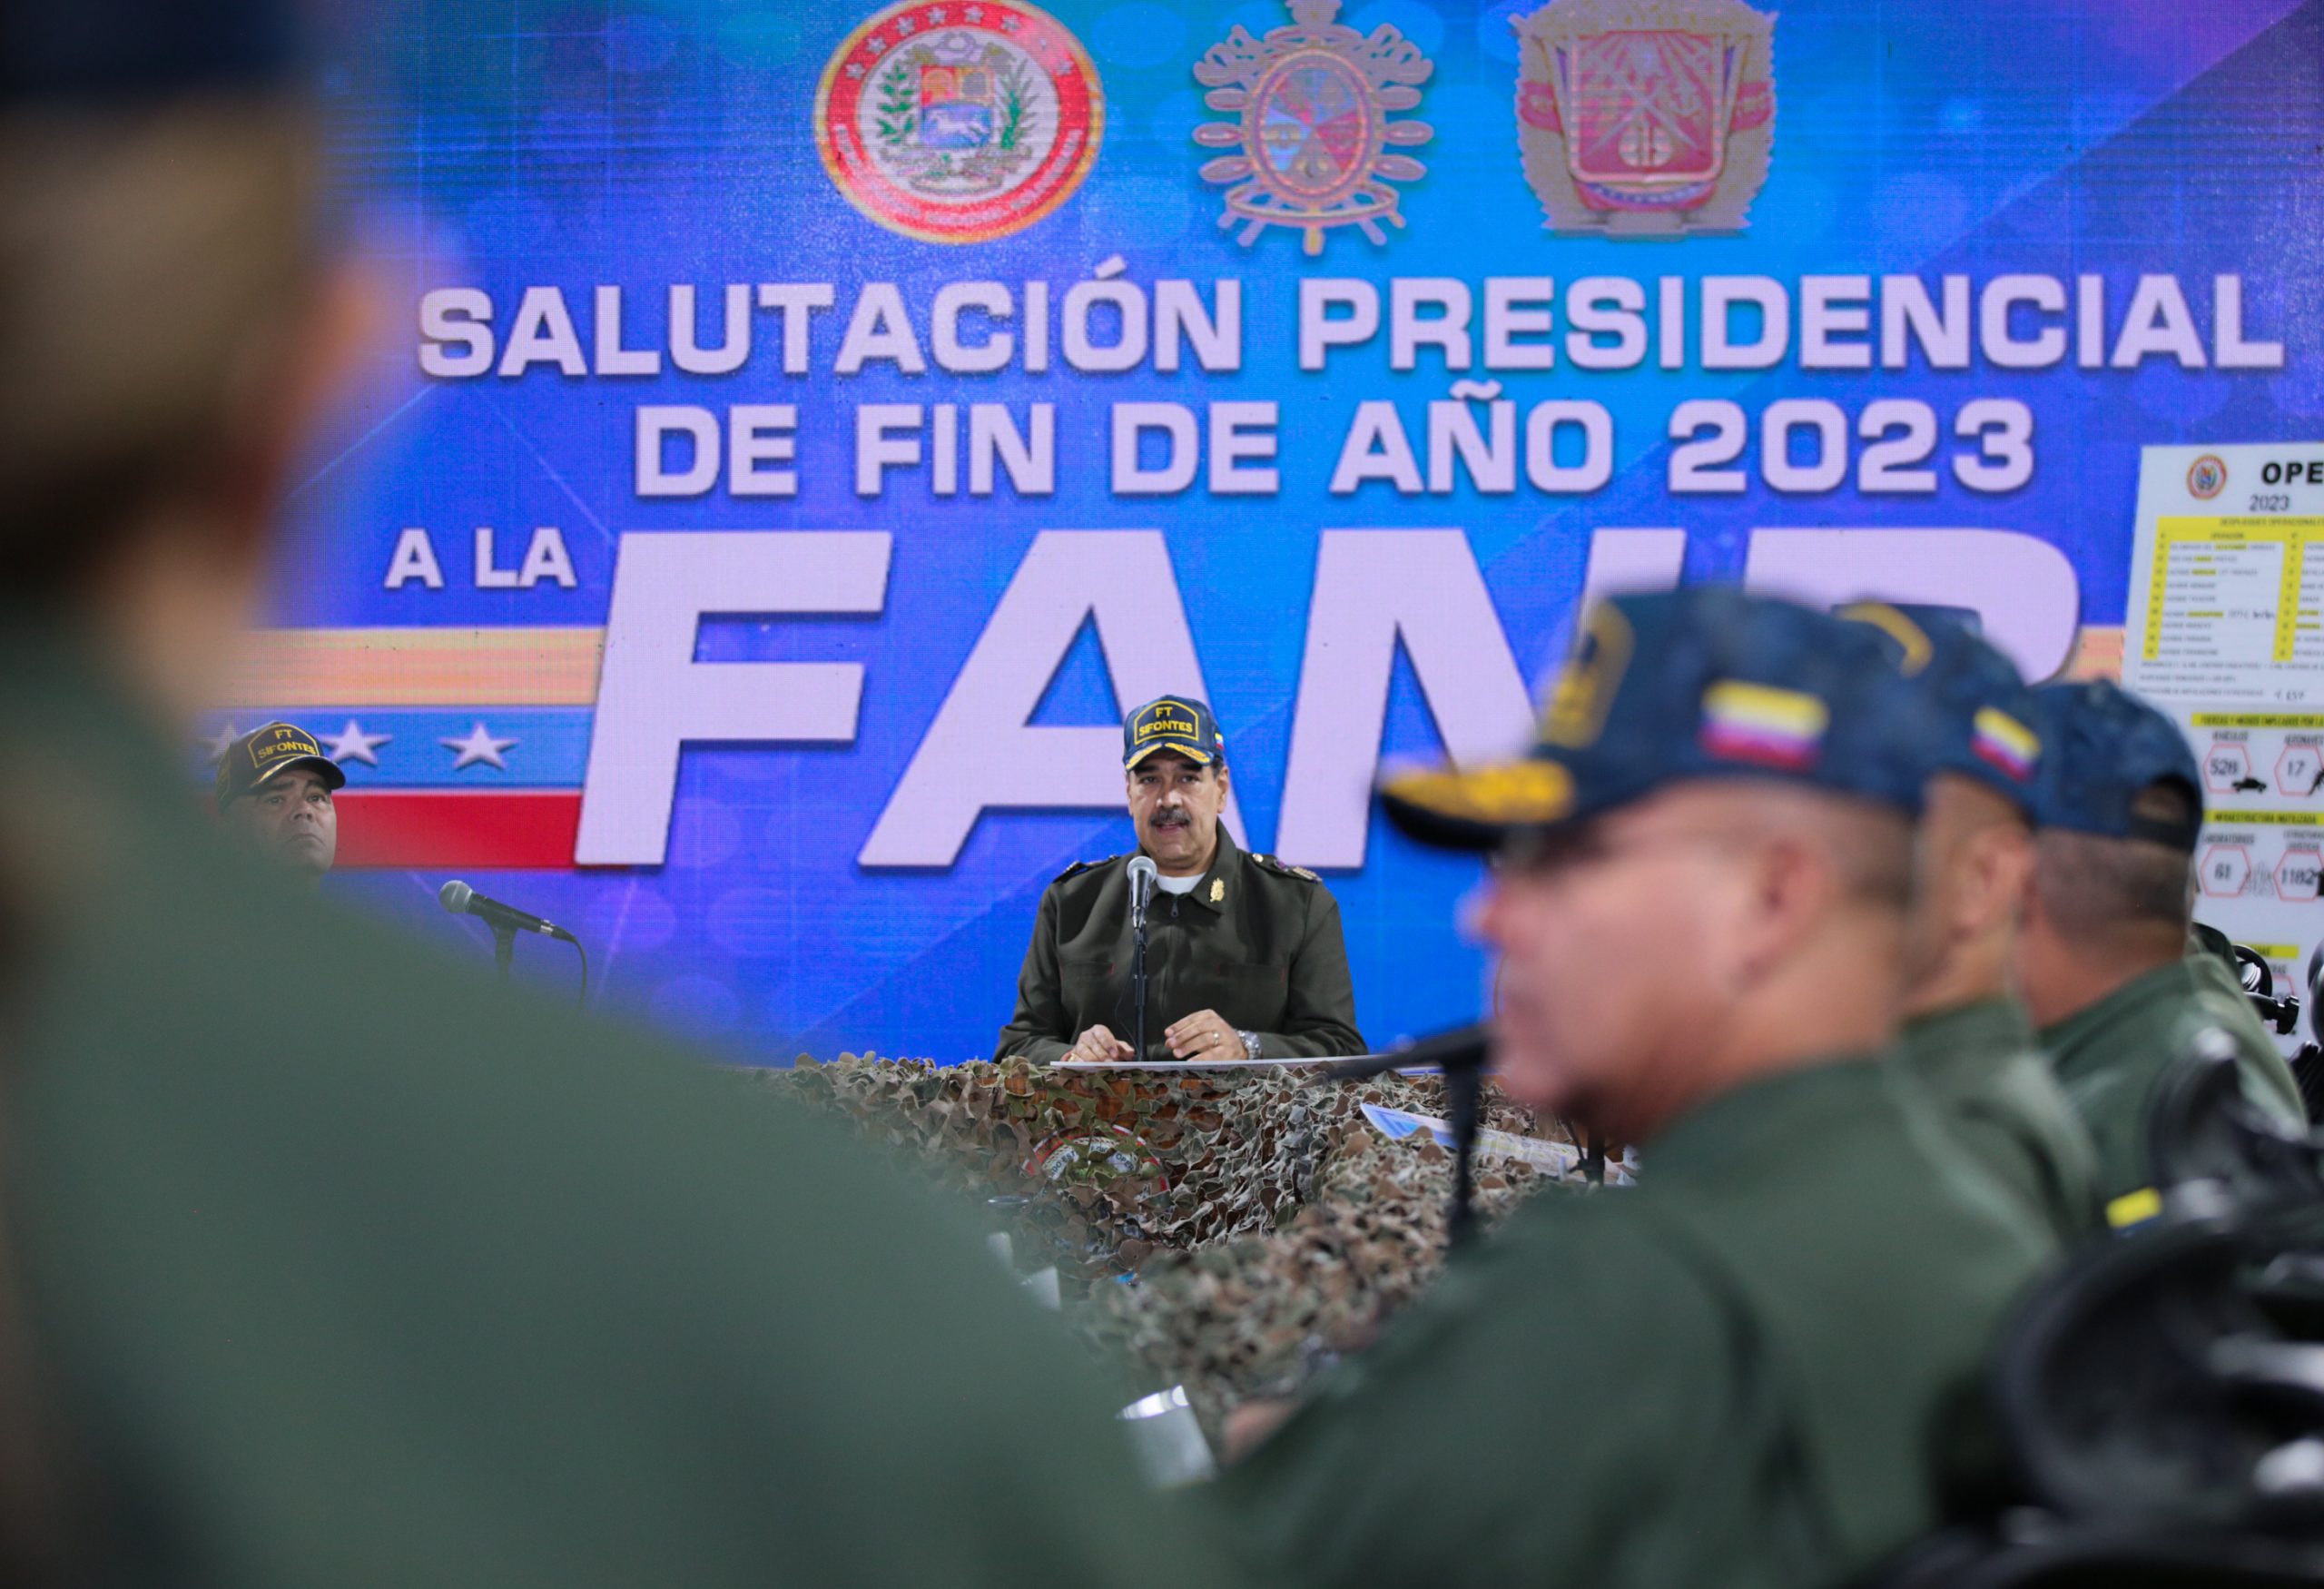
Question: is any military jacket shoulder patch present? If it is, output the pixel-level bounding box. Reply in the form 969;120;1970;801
1252;854;1323;883
1054;854;1122;883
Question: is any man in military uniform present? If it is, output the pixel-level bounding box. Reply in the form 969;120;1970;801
1840;605;2100;1242
215;721;343;884
995;696;1364;1064
0;10;1241;1584
2014;680;2306;1219
1219;590;2059;1589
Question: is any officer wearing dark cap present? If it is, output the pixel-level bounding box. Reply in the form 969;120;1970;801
995;696;1365;1063
215;720;344;883
0;5;1241;1584
1839;605;2101;1242
2013;680;2306;1220
1220;589;2056;1589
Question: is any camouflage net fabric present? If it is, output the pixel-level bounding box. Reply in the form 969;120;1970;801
1078;1112;1580;1431
753;1053;1578;1423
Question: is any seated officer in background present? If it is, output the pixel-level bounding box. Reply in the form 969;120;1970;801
0;9;1235;1584
214;721;342;884
1840;605;2100;1242
1220;590;2058;1589
2014;680;2306;1218
995;696;1365;1063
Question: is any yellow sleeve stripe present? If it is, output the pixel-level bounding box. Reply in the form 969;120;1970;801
2106;1186;2163;1229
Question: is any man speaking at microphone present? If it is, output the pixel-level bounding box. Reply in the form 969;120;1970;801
995;696;1365;1064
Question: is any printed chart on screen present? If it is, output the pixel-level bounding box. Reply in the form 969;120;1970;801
2124;441;2324;1015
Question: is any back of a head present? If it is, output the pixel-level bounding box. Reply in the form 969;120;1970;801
1;0;323;605
2025;681;2203;966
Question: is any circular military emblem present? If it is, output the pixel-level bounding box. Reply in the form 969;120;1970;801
1194;0;1434;255
1252;52;1379;207
2187;453;2229;499
814;2;1103;244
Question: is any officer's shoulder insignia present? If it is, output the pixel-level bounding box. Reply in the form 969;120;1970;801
1252;853;1322;883
1054;854;1122;883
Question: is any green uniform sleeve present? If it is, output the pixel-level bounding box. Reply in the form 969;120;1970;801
1248;887;1366;1059
994;883;1074;1063
1219;1208;1728;1587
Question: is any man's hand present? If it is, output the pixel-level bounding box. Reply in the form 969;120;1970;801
1065;1024;1134;1063
1165;1008;1246;1061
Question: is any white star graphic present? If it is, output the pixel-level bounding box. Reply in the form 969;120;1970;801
323;719;392;765
202;721;242;764
441;721;517;771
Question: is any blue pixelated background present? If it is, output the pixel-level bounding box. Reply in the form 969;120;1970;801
272;0;2324;1061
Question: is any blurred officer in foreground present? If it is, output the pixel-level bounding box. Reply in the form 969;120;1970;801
1840;605;2100;1242
2014;681;2305;1219
1219;590;2058;1589
995;695;1364;1063
214;721;342;883
0;9;1234;1585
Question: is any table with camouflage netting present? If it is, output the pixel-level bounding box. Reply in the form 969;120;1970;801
752;1055;1602;1431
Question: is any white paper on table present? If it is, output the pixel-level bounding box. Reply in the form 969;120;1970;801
1359;1101;1580;1175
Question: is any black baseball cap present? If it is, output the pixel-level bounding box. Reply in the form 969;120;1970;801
1124;696;1225;770
214;721;345;809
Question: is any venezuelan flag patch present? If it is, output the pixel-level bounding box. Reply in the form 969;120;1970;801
1971;706;2040;781
1699;680;1829;770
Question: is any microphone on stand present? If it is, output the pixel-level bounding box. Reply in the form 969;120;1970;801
438;880;587;1003
438;879;576;941
1323;1021;1492;1081
1126;856;1158;1066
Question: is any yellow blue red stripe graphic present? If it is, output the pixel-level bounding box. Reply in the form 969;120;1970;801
1699;679;1829;770
1971;706;2040;781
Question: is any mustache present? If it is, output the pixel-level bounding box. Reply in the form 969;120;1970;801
1148;809;1192;827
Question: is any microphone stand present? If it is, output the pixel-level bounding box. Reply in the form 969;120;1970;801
491;922;517;983
1324;1026;1492;1251
1131;888;1151;1067
1442;1058;1482;1249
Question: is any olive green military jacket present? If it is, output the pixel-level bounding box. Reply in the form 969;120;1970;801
994;829;1365;1062
1220;1060;2056;1589
2041;958;2308;1211
0;634;1239;1587
1890;998;2102;1244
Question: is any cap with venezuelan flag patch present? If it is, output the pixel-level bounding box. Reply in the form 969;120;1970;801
1123;696;1225;770
1378;587;1929;851
1837;602;2043;815
2028;680;2203;852
214;721;345;810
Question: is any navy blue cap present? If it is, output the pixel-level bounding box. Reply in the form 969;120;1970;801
2028;680;2203;851
2;0;303;105
1124;696;1225;770
1838;603;2043;815
1380;587;1925;851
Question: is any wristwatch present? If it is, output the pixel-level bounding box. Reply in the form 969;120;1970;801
1236;1029;1263;1061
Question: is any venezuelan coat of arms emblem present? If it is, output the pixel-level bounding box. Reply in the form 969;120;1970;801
815;1;1103;243
1190;0;1434;256
1512;0;1774;237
